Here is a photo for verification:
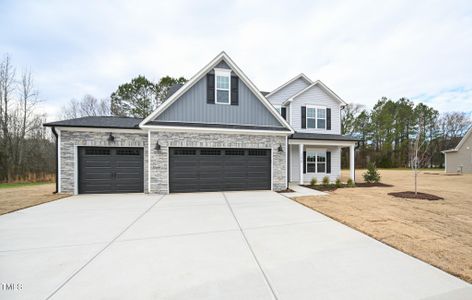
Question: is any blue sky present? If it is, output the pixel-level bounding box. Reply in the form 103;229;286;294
1;0;471;121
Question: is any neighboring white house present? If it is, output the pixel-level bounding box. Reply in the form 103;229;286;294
442;127;472;174
266;74;358;184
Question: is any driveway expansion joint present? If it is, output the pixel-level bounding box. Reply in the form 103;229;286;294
45;194;166;300
222;192;279;300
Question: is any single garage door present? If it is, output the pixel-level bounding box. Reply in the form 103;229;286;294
169;148;271;193
78;147;144;194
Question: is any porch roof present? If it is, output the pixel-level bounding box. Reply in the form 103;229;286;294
290;132;359;141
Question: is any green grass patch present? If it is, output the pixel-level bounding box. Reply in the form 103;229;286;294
0;182;53;189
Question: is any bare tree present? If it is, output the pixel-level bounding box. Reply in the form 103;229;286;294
410;113;431;195
61;95;111;119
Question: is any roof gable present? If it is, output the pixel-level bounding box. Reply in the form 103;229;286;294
265;74;312;100
443;126;472;153
140;52;293;132
284;80;347;106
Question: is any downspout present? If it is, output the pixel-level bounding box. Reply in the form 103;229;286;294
51;126;58;194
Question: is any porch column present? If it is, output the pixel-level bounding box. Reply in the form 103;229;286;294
349;144;355;181
299;143;304;185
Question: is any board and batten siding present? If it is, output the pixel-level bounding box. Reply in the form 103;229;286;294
267;78;311;105
156;76;283;127
290;85;342;135
290;145;341;182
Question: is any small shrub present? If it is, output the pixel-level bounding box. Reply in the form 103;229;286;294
322;176;330;186
335;178;342;188
363;162;381;183
334;178;342;188
347;178;355;187
310;177;317;186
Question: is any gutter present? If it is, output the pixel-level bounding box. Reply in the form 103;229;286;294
51;126;58;194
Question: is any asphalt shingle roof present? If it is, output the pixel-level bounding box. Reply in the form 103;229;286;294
43;116;143;129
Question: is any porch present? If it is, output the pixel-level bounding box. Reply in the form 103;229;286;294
288;133;357;185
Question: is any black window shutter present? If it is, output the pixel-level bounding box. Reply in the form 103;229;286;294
231;76;238;105
301;106;306;128
281;107;287;120
326;151;331;174
207;74;215;104
303;151;306;174
326;108;331;130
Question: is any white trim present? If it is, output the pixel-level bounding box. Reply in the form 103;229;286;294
284;80;347;106
285;136;288;188
271;148;274;191
148;131;151;193
214;68;231;105
265;73;313;98
289;139;356;147
299;144;304;185
140;124;291;136
54;127;144;133
139;51;294;133
74;145;78;195
57;128;61;193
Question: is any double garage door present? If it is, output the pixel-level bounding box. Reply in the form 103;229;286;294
78;146;271;194
78;147;144;194
169;148;271;193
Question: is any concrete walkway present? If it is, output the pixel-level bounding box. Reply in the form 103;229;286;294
281;183;327;198
0;191;470;299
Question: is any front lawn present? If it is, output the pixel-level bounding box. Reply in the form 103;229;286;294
294;169;472;283
0;181;52;189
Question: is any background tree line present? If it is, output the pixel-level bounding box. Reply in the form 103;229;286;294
0;53;187;182
341;98;471;168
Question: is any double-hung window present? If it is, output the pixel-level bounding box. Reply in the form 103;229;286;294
306;106;326;129
306;151;326;173
215;69;231;104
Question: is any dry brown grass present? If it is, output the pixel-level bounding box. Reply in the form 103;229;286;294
295;169;472;283
0;183;70;215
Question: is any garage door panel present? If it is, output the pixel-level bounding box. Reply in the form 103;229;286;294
79;147;144;194
169;147;271;193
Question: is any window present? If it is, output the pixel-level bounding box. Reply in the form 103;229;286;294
200;149;221;155
306;151;326;173
248;149;268;156
225;149;245;156
85;148;110;155
306;106;326;129
215;69;231;104
116;149;140;156
174;149;196;155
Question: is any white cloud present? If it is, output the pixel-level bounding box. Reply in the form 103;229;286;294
1;0;471;121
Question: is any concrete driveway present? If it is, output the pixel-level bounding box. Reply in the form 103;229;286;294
1;191;470;299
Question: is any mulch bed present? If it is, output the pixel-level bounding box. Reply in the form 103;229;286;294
277;188;295;193
303;182;392;191
355;182;393;187
388;191;444;201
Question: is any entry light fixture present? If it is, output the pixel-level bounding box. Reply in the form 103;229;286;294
155;141;161;151
108;133;115;143
278;144;283;152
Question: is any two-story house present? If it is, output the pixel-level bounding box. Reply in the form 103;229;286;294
44;52;357;195
266;74;358;185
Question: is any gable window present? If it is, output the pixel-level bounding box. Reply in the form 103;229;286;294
306;106;326;129
306;151;326;173
215;69;231;104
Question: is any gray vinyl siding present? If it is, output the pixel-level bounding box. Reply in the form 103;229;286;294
290;145;341;183
291;85;342;134
445;135;472;173
267;78;311;105
156;76;283;127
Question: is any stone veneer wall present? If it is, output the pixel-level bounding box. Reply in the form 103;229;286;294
149;131;287;194
59;130;148;193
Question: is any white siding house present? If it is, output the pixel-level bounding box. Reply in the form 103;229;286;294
267;75;358;184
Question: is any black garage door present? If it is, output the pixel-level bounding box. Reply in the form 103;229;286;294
169;148;271;193
78;147;144;194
